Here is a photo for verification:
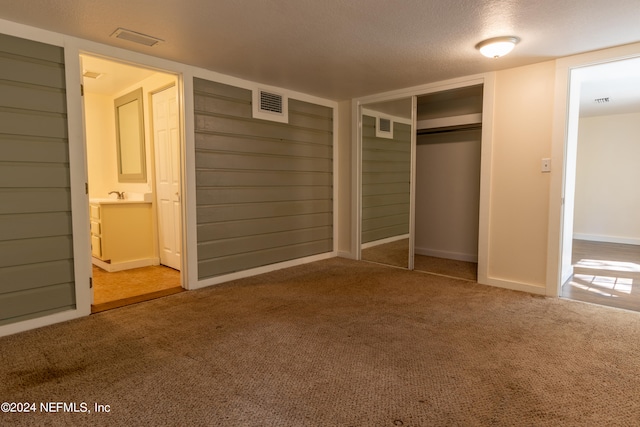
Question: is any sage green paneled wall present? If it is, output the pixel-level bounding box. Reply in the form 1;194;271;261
193;78;333;279
361;115;411;244
0;33;76;325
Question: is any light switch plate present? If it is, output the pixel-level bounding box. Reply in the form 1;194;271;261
541;158;551;173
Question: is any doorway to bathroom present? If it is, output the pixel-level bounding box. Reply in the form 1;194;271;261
80;54;185;312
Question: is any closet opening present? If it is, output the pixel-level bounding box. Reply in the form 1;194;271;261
414;84;483;281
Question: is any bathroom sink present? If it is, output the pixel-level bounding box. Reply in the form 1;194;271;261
90;193;152;204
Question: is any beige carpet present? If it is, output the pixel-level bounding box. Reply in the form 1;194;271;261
414;254;477;281
92;265;181;305
2;258;640;426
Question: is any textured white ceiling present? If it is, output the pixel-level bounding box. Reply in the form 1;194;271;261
1;0;639;101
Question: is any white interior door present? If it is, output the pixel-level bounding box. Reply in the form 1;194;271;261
153;85;181;270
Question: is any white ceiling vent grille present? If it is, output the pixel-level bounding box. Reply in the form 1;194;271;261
376;116;394;139
252;88;289;123
110;28;164;47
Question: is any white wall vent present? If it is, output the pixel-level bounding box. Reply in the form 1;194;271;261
252;88;289;123
376;116;394;139
110;28;164;47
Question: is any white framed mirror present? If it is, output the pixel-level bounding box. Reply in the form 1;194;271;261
359;97;414;269
114;87;146;183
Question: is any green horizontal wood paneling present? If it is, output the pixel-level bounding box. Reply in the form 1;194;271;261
362;203;411;220
0;80;67;113
0;283;75;327
0;162;70;188
361;115;411;244
195;114;330;146
196;170;332;187
0;260;74;294
0;108;68;139
194;78;333;279
0;235;73;268
195;151;332;172
0;135;69;163
197;213;332;241
198;240;333;279
198;226;332;260
0;33;75;326
0;33;65;63
0;212;72;241
195;133;333;158
196;200;332;223
0;188;71;214
196;186;332;205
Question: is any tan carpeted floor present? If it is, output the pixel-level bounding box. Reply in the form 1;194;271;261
2;258;640;426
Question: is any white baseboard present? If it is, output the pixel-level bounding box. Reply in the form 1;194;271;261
191;252;337;290
573;233;640;246
337;250;356;259
92;257;160;272
0;308;87;338
414;246;478;263
484;277;547;296
361;234;409;250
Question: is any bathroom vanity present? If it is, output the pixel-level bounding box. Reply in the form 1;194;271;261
90;199;157;272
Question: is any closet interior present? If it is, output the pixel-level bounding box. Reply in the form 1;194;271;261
414;85;483;280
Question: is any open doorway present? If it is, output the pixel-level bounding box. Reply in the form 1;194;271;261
81;54;184;312
413;85;483;281
560;56;640;310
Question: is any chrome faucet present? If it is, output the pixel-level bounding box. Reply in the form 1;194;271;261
108;191;125;200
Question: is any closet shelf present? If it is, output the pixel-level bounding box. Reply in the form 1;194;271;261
416;113;482;132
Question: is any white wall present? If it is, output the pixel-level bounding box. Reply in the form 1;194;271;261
415;130;481;262
574;112;640;244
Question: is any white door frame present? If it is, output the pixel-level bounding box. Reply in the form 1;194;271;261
352;72;494;285
547;42;640;297
79;55;186;288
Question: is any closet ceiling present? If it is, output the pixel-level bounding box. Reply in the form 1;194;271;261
1;0;639;101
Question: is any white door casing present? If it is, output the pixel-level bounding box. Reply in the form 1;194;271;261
153;85;182;270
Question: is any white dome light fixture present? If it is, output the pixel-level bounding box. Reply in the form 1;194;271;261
476;36;520;58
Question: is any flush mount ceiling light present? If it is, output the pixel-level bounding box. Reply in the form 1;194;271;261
476;36;520;58
110;28;164;47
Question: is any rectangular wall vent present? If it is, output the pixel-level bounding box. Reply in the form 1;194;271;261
110;28;164;47
252;88;289;123
260;91;283;114
379;117;391;132
376;116;394;139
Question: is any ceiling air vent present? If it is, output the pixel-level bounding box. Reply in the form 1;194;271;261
110;28;164;47
376;116;394;139
252;88;289;123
